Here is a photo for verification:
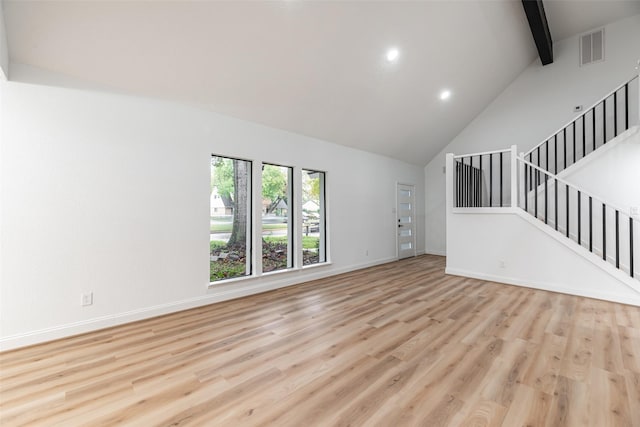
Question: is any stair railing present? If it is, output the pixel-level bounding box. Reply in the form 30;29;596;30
519;156;638;280
523;73;639;177
449;68;640;282
453;147;515;208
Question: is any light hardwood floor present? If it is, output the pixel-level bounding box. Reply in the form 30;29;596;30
2;255;640;426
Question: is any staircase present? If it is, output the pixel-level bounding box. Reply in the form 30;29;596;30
448;70;640;291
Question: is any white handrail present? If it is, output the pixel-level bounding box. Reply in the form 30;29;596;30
519;156;637;222
524;73;639;158
453;147;511;159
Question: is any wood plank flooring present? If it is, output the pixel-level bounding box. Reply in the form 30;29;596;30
2;255;640;426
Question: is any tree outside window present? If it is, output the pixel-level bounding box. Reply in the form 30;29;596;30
210;156;251;282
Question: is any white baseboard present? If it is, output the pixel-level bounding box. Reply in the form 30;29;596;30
425;248;447;256
445;267;640;307
515;210;640;292
0;256;398;351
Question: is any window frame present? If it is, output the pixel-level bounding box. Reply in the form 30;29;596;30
301;169;327;267
209;156;330;286
260;162;294;274
209;154;253;283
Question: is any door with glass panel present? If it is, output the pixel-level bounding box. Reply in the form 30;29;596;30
397;183;416;259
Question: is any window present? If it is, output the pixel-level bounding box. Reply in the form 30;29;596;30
210;157;327;284
302;169;326;265
262;164;293;272
210;156;252;282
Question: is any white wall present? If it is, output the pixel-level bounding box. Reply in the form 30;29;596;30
0;1;8;80
445;128;640;306
446;209;640;306
565;126;640;215
0;74;425;350
517;128;639;277
426;14;640;255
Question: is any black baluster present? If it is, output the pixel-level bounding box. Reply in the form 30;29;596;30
537;146;541;188
614;91;618;137
553;178;558;231
589;197;593;252
566;184;570;238
631;218;634;278
563;128;567;170
457;161;460;206
459;162;462;207
554;135;557;174
460;162;463;207
603;203;607;261
470;156;474;207
582;115;586;158
524;163;528;212
528;153;533;191
603;100;607;144
468;158;472;207
573;122;576;166
555;178;558;231
490;154;493;207
461;160;464;207
464;158;468;207
499;152;503;207
578;190;582;246
535;164;538;219
463;159;466;207
456;162;460;207
479;155;483;207
615;209;619;268
476;169;480;207
544;171;548;225
625;83;629;131
546;141;549;180
592;108;596;151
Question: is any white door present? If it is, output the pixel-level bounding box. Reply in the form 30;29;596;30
397;183;416;259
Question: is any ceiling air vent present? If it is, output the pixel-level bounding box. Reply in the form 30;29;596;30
580;28;604;66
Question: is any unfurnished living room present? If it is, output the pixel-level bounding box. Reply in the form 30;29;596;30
1;0;640;426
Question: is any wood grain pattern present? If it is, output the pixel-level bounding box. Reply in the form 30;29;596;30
2;255;640;426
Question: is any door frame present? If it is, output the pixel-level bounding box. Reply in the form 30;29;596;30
396;182;417;259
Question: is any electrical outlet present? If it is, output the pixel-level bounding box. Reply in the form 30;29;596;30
365;249;369;256
573;105;583;112
81;292;93;306
499;260;506;269
631;207;640;216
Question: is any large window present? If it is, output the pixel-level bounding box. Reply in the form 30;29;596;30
302;170;326;265
210;157;327;284
261;164;293;272
210;156;252;282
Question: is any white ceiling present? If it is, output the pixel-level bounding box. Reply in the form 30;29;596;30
3;0;639;166
545;0;640;41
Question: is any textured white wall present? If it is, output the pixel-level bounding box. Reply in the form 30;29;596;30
0;77;425;350
425;14;640;255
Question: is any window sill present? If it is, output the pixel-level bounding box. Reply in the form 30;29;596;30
302;261;332;270
208;261;332;289
208;274;255;287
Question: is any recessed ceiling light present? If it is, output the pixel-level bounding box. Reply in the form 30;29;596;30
386;48;399;63
439;90;452;101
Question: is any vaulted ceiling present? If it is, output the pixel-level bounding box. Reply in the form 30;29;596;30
3;1;639;166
